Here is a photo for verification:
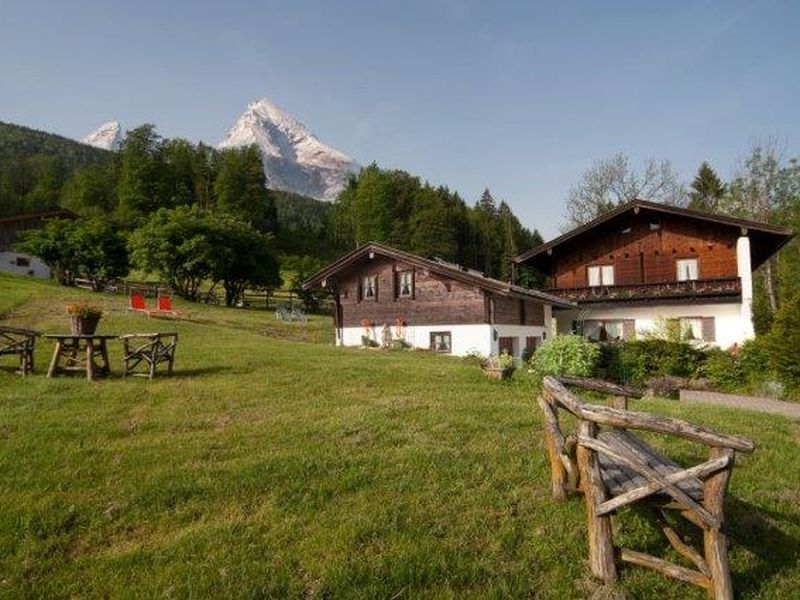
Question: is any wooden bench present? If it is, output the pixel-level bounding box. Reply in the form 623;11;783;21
0;326;40;375
121;333;178;378
538;375;755;600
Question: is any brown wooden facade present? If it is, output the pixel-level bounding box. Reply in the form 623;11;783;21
304;243;573;332
516;200;793;305
332;256;547;328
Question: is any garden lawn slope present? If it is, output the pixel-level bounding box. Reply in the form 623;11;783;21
0;273;798;598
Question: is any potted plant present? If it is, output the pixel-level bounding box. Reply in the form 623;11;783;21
65;302;103;335
482;351;516;381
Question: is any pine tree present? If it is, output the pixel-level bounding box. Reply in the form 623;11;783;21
688;162;726;212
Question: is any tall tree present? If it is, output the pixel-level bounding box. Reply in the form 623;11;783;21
722;140;796;321
688;162;727;212
116;124;166;225
564;152;686;228
213;145;277;232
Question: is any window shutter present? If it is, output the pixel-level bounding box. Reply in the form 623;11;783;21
357;279;362;303
393;269;398;300
411;269;416;299
622;320;635;341
701;317;716;342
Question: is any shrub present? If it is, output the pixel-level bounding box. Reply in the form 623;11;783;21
739;337;772;388
529;335;599;380
703;349;744;392
601;340;706;386
361;335;379;348
766;294;800;390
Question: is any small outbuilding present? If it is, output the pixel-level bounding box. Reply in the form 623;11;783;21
302;242;575;358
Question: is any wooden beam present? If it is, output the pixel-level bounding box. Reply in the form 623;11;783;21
619;548;711;589
577;420;617;582
704;447;736;600
558;375;643;399
579;436;720;530
543;377;755;453
595;454;731;515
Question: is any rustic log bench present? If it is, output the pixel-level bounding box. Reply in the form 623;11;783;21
538;375;755;600
121;333;178;378
0;326;40;376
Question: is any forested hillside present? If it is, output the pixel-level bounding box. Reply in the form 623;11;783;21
0;121;541;283
0;122;111;217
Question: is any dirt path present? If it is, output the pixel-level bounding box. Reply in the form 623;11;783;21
680;390;800;419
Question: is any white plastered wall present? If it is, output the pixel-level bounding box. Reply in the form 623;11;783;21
0;252;51;278
555;302;751;349
338;321;552;358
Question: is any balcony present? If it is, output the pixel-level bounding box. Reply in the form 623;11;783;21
547;277;742;305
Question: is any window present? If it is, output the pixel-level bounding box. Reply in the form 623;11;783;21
361;275;377;300
680;318;703;341
14;256;30;267
398;270;413;297
498;336;517;356
676;258;699;282
673;317;715;342
588;265;614;287
430;331;452;353
583;319;634;342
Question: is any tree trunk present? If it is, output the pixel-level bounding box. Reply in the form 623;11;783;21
763;260;778;313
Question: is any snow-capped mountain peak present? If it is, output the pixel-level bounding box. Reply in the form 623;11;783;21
219;97;357;201
82;120;122;150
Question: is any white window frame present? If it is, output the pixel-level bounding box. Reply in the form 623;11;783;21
398;270;413;298
430;331;452;354
362;275;377;300
588;265;614;287
676;258;699;282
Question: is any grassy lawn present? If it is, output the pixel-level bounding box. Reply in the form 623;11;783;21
1;272;798;598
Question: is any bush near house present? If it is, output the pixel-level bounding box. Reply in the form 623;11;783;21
529;334;599;381
766;292;800;392
598;340;707;386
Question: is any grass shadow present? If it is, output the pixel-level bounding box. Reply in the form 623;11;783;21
168;365;234;378
726;496;800;595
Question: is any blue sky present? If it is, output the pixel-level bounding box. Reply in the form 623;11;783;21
2;0;798;237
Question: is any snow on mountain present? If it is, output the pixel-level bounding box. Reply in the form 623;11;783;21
82;121;122;150
219;97;358;201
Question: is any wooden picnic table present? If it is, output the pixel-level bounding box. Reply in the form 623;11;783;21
44;334;118;381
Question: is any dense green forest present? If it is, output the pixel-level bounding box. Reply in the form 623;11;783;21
0;121;541;284
0;121;111;216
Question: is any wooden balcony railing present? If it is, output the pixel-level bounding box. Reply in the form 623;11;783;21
547;277;742;304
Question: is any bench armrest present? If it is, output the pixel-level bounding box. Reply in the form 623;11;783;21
543;377;754;453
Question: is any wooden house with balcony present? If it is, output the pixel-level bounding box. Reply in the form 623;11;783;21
515;200;793;348
302;242;575;358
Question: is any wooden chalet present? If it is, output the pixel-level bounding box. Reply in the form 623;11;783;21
515;199;793;347
303;242;575;357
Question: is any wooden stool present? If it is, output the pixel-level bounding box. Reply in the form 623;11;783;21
0;326;40;376
121;333;178;378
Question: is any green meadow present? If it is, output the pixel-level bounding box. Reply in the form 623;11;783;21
0;272;798;598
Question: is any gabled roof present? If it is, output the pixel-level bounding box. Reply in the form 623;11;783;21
515;199;793;271
303;242;576;308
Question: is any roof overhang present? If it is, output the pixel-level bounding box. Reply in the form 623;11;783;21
515;199;794;273
303;242;577;309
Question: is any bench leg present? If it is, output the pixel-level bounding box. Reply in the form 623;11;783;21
704;447;735;600
47;341;62;378
577;420;617;583
86;340;95;382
